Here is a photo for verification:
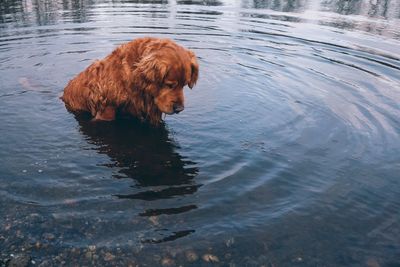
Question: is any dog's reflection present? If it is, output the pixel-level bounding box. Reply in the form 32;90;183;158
75;113;200;201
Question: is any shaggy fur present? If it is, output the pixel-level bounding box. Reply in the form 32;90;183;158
61;37;199;125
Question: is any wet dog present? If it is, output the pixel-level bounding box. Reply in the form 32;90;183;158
61;37;199;125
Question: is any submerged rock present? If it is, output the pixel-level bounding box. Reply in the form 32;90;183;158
8;254;31;267
225;237;235;247
85;251;93;261
185;250;198;262
161;257;175;266
202;254;219;263
103;252;115;261
42;233;55;240
366;258;380;267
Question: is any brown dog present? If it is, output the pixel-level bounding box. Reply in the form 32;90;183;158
61;37;199;125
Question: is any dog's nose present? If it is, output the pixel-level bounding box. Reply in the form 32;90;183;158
173;103;184;114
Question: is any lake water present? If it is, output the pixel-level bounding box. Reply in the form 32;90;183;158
1;0;400;266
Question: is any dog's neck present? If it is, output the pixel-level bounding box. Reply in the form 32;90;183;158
125;76;162;125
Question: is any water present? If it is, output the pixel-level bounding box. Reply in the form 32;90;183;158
1;0;400;265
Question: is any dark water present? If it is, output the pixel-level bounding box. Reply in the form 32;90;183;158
1;0;400;266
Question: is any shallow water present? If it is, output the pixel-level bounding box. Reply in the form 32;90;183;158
1;0;400;266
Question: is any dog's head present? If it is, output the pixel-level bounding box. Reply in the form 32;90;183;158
136;41;199;115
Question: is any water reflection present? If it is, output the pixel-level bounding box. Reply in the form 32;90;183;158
241;0;306;12
2;0;399;22
0;0;96;26
241;0;400;19
326;0;400;18
177;0;223;6
75;114;200;201
0;0;171;27
1;0;399;36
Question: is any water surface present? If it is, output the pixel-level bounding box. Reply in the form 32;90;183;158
1;0;400;266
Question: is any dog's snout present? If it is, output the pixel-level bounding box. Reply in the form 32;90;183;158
173;103;184;114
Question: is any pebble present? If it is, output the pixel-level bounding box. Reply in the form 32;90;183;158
185;250;198;262
63;199;77;205
226;237;235;247
104;252;115;261
8;254;31;267
85;251;92;260
293;257;303;262
366;258;380;267
38;260;50;267
161;257;175;266
202;254;219;263
43;233;55;240
149;216;159;226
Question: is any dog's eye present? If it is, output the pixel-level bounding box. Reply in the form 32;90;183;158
165;83;176;89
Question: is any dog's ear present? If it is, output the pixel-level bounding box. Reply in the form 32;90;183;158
187;50;199;89
136;53;169;84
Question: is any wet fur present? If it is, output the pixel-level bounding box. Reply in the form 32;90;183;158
61;37;199;125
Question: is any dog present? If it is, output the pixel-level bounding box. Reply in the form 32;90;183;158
61;37;199;125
